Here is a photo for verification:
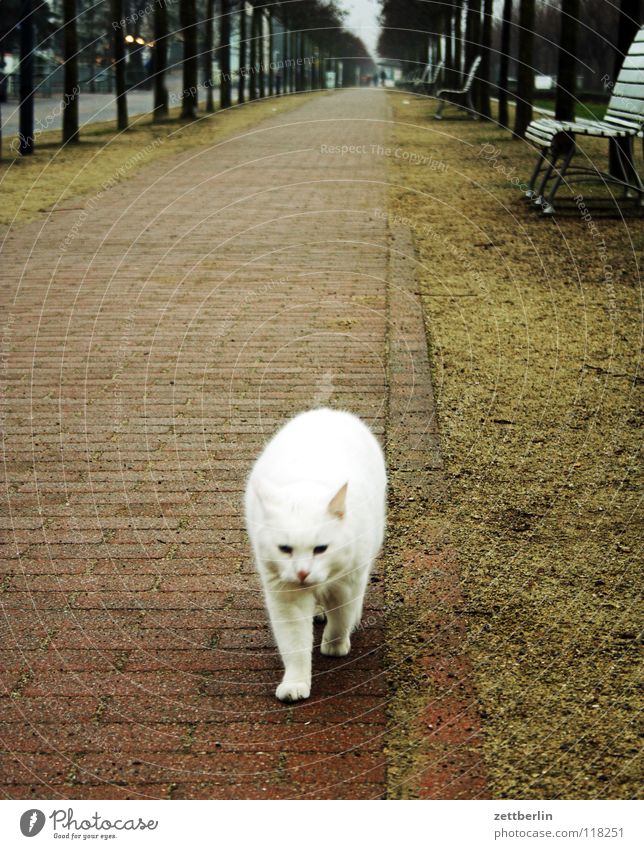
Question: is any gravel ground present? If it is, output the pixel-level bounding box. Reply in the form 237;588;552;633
386;92;642;800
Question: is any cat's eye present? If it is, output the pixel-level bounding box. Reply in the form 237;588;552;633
313;545;328;555
278;545;293;555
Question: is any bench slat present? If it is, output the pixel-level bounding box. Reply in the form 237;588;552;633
613;81;644;99
527;115;632;141
621;55;644;70
606;95;644;118
604;114;642;130
616;69;644;84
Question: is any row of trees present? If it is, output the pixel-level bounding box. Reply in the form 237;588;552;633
2;1;373;158
378;0;642;137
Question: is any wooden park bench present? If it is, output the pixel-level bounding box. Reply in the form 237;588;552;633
434;56;482;119
525;25;644;214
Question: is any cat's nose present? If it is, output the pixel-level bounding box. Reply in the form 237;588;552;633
296;569;309;583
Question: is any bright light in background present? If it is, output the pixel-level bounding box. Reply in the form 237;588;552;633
340;0;381;57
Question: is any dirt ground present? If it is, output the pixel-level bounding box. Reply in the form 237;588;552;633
0;92;316;226
387;93;642;799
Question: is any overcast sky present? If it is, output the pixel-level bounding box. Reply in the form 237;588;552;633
340;0;382;57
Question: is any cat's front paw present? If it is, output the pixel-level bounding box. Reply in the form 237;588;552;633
276;680;311;702
321;636;351;657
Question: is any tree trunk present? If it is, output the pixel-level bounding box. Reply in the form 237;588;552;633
204;0;215;112
289;30;296;92
19;0;34;154
478;0;493;118
444;10;453;89
454;0;463;85
613;0;642;78
295;31;301;91
308;38;315;90
259;9;266;97
220;0;232;108
466;0;482;113
249;3;257;99
498;0;513;127
281;19;288;93
268;11;274;96
181;0;199;118
465;0;481;70
299;33;305;91
112;0;129;129
238;0;246;103
610;0;642;175
152;0;168;119
62;0;79;144
555;0;579;121
304;34;310;90
513;0;535;138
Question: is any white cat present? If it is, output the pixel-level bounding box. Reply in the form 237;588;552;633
245;408;387;702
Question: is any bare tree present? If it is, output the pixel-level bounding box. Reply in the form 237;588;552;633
220;0;232;108
497;0;513;128
181;0;199;118
258;6;266;98
612;0;640;77
268;8;274;95
62;0;79;144
465;0;481;70
204;0;215;112
249;2;257;99
238;0;247;103
112;0;128;130
478;0;493;118
153;0;169;120
453;0;464;85
513;0;535;138
19;0;35;154
554;0;579;121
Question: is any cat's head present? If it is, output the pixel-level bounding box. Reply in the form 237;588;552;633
249;479;349;586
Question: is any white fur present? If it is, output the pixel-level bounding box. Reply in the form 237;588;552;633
245;408;387;702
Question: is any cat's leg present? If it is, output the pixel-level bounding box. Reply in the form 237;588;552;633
314;604;326;623
350;571;372;630
320;582;362;657
265;588;316;702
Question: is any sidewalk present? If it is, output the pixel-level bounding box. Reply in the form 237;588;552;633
0;89;486;799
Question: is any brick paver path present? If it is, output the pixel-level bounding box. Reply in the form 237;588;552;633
1;90;486;799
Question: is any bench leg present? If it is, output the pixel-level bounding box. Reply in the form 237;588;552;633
526;148;549;199
540;141;576;215
434;97;446;119
467;90;477;119
532;147;563;208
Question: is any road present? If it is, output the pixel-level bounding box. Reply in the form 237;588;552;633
1;73;193;139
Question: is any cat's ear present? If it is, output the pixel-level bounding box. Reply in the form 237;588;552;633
327;482;348;519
